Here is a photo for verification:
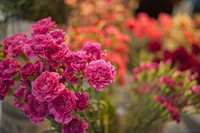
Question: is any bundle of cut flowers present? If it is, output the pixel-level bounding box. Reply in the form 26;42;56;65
67;24;130;85
122;61;200;133
0;17;116;133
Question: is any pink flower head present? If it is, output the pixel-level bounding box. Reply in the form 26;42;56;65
63;72;78;84
20;62;35;76
45;43;69;69
24;34;54;59
34;59;46;75
159;77;174;87
0;80;14;100
81;42;107;61
63;51;87;74
23;94;49;124
20;62;35;84
50;29;66;44
84;59;116;91
75;92;89;111
49;89;77;123
0;57;18;80
30;17;56;36
3;33;29;57
62;118;88;133
32;71;65;102
13;82;31;108
133;67;142;74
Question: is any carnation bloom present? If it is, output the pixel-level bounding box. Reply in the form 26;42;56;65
62;72;78;84
23;94;49;124
20;62;35;84
30;17;56;36
62;118;88;133
3;33;29;57
49;89;77;123
45;43;69;69
32;71;65;102
75;92;89;111
0;80;14;100
24;34;54;59
34;59;46;75
84;59;116;91
63;51;87;74
50;29;66;44
0;57;18;80
81;42;107;61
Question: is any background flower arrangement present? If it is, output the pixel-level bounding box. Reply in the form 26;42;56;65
0;17;116;133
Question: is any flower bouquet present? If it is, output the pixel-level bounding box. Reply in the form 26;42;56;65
0;17;116;133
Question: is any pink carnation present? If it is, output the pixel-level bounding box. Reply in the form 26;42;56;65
0;58;18;80
75;92;89;111
159;77;174;87
45;43;69;69
63;72;78;84
63;51;87;74
0;80;14;100
23;94;49;124
30;17;56;36
81;42;107;61
32;71;65;102
3;33;29;57
62;118;88;133
34;59;46;75
84;59;116;91
50;29;66;44
20;62;35;84
24;34;54;59
49;90;77;123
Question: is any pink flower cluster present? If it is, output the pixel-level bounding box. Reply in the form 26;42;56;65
0;57;18;100
1;17;116;133
68;25;129;85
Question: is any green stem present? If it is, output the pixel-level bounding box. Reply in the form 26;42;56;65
23;89;31;101
20;79;31;90
66;81;76;93
44;60;49;71
97;91;100;117
13;94;25;104
83;111;92;133
57;62;61;75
